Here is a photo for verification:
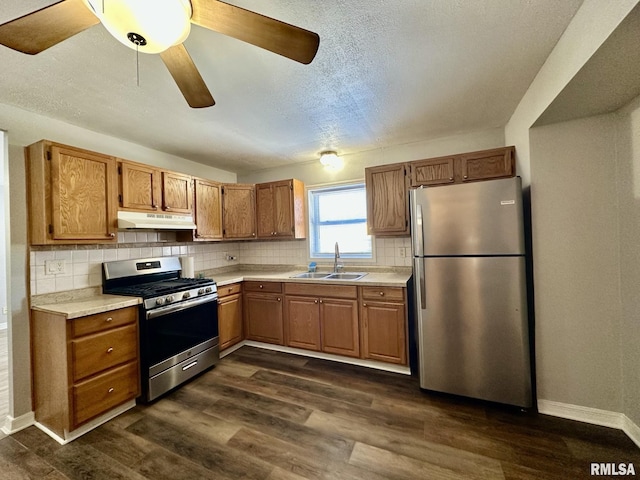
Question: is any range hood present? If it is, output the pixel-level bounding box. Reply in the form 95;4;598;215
117;211;196;230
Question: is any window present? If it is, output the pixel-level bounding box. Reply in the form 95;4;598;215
308;183;373;259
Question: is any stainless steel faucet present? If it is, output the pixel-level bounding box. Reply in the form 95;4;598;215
333;242;343;273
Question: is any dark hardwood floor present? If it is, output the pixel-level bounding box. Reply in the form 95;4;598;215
1;346;638;479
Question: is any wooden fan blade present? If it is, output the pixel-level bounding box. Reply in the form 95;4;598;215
190;0;319;65
160;44;215;108
0;0;99;55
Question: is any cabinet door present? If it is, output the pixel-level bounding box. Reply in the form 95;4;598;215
218;293;243;350
244;293;283;344
409;157;456;187
320;298;359;358
162;171;192;214
194;178;223;240
256;183;275;238
460;146;515;183
361;301;406;364
273;180;295;238
119;161;160;211
365;164;409;236
222;184;256;239
285;296;320;351
50;145;117;242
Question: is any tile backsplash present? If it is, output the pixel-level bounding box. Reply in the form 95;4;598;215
30;233;411;295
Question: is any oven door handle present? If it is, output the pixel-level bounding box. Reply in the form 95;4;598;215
146;295;218;320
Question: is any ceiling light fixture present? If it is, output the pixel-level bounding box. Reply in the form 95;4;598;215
83;0;192;54
319;151;343;170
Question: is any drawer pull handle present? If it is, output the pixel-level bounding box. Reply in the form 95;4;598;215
106;347;114;353
105;317;113;322
182;360;198;371
108;387;114;393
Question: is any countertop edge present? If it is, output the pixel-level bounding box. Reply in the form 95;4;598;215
31;295;142;319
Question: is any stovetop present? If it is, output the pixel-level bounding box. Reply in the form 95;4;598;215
106;277;215;298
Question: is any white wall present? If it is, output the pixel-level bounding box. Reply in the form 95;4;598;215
239;128;504;185
505;0;640;185
614;95;640;428
530;115;622;412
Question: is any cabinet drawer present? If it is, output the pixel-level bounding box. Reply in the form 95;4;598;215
71;324;138;382
218;283;242;298
361;286;405;302
285;283;357;299
72;361;139;427
71;306;137;338
244;281;282;293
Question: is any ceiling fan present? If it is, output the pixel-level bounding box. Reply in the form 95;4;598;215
0;0;320;108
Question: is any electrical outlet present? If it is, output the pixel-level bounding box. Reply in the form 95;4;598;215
2;307;7;315
398;247;406;258
45;259;66;275
226;254;236;261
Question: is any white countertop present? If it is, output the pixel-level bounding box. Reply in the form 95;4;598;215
31;295;142;319
211;269;412;287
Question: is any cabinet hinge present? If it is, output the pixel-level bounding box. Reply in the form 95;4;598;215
117;166;122;175
223;229;226;235
290;183;293;190
46;151;52;161
405;220;409;228
118;194;122;203
221;187;225;195
48;224;53;234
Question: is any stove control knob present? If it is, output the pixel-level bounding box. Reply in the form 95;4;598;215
198;288;205;295
156;298;164;306
205;287;212;293
166;295;174;303
183;292;191;300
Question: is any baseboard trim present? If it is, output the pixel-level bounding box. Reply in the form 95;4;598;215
242;340;411;375
538;399;640;449
1;411;35;435
35;400;136;445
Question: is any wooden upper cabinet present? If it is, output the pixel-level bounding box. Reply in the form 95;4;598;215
27;140;118;245
365;163;409;236
256;179;306;239
409;156;455;187
162;171;192;214
409;146;516;187
193;178;222;240
118;160;161;212
222;183;256;239
460;146;515;182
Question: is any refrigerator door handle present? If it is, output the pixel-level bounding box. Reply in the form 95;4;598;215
416;258;426;310
414;203;424;257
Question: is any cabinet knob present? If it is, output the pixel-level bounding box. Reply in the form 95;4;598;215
319;300;323;304
152;204;158;210
363;303;367;307
106;347;114;354
463;175;468;179
228;287;233;293
259;284;263;289
314;300;318;304
449;177;454;182
108;387;114;393
105;317;113;322
252;233;256;236
379;292;385;296
108;233;115;238
277;297;281;302
165;205;171;211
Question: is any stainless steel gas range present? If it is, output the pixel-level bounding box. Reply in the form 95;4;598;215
102;257;219;402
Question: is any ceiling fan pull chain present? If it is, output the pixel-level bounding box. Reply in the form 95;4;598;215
136;44;140;87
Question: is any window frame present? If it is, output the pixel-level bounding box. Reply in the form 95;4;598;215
307;181;374;261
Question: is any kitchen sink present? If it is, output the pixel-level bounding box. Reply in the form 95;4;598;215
290;272;331;279
324;272;368;281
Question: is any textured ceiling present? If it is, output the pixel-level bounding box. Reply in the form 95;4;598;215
0;0;583;174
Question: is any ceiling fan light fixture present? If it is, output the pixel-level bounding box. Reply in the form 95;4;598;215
319;151;343;170
83;0;192;54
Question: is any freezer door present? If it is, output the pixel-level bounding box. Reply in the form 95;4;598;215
410;177;525;256
415;256;532;407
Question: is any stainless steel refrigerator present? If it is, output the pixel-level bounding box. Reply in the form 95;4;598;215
410;177;532;408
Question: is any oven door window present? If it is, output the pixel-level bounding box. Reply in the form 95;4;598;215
145;300;218;367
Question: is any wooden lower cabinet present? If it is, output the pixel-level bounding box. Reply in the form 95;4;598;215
244;282;284;345
218;283;243;351
284;283;359;358
360;287;407;365
31;306;140;440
